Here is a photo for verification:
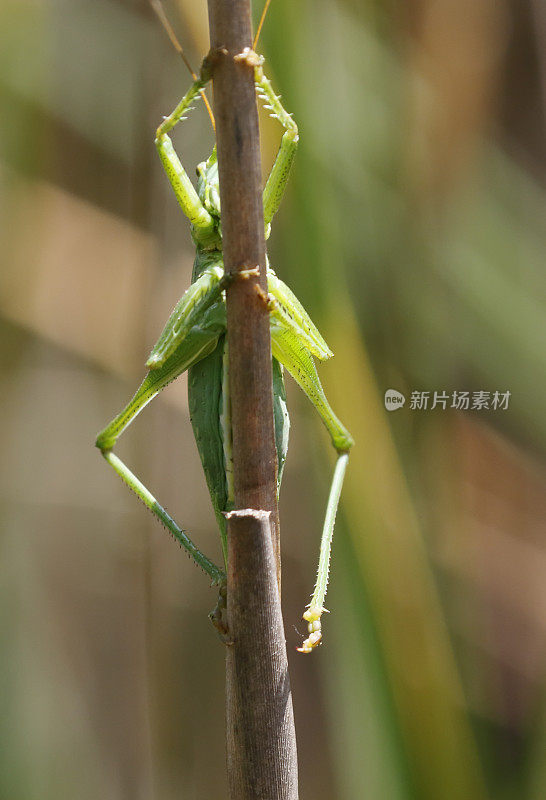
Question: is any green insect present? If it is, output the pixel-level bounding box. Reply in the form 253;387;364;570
95;30;353;653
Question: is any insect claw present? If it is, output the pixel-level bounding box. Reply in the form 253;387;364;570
234;47;264;69
296;629;322;654
209;583;233;644
297;605;324;653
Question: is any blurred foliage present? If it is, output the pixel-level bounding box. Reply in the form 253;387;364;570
1;0;545;798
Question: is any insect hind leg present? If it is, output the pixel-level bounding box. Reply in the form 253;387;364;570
270;323;353;652
102;450;225;587
95;326;226;589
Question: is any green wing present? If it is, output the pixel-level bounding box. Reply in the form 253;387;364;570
188;332;228;563
270;312;353;454
189;338;290;566
272;357;290;490
267;269;333;360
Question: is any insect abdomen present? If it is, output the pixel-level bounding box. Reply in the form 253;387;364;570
188;336;228;563
189;335;290;567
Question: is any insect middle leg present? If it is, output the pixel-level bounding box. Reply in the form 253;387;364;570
146;264;226;368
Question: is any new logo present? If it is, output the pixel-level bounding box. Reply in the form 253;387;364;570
384;389;406;411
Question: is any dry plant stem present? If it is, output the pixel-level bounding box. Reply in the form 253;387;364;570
207;0;281;575
226;510;298;800
206;2;298;797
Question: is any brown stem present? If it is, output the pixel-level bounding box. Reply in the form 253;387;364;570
205;1;298;796
207;0;280;567
225;510;298;799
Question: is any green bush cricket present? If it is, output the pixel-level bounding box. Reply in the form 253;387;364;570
95;7;353;653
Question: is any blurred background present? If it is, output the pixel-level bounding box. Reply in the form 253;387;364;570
1;0;545;797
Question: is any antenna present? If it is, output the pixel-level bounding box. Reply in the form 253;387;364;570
149;0;216;131
253;0;272;50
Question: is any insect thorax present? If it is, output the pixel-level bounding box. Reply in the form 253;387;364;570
190;147;222;253
192;247;224;283
197;148;221;215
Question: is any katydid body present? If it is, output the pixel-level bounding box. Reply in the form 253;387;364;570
95;52;353;653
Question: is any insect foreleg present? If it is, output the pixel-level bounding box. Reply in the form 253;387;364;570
254;63;299;228
155;77;215;232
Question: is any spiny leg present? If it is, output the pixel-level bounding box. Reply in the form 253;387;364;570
103;450;225;587
271;324;353;452
146;266;262;372
270;322;353;652
260;91;298;228
257;75;298;227
96;325;226;591
240;51;298;229
155;73;215;233
147;264;225;369
267;269;332;361
297;454;349;653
